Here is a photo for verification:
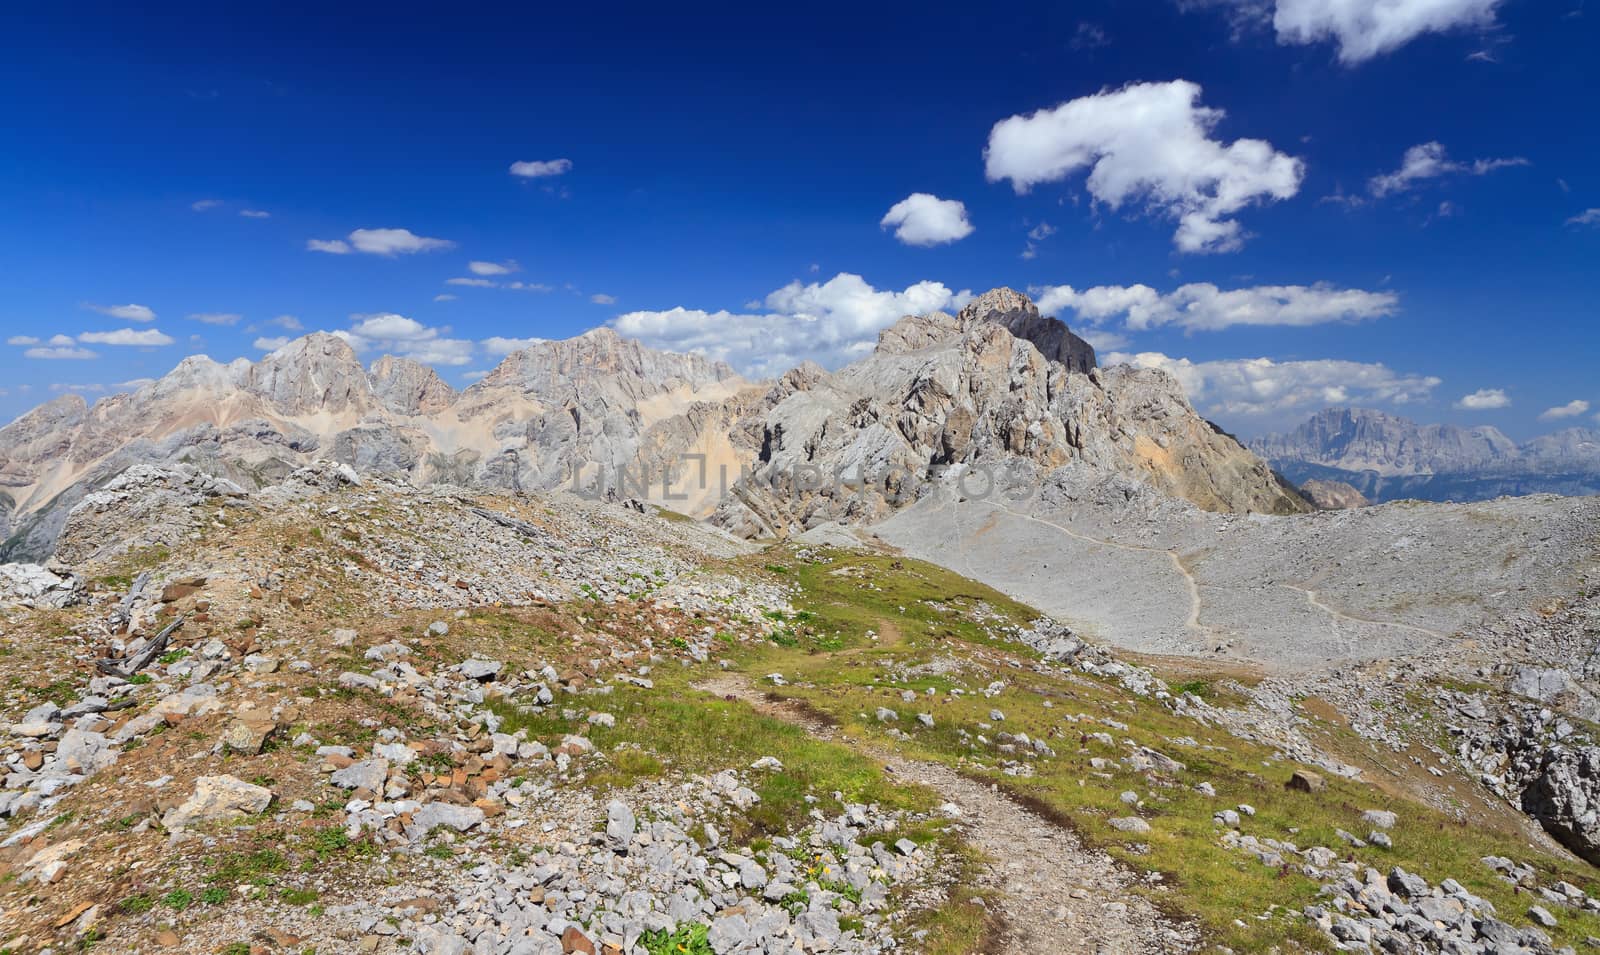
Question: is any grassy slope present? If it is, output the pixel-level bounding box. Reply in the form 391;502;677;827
702;547;1600;952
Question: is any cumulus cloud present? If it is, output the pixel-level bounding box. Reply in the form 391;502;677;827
85;303;157;322
446;277;497;288
239;209;271;218
1274;0;1502;63
1540;399;1591;420
254;336;291;351
1108;350;1440;416
308;228;453;256
1369;142;1527;197
77;328;175;346
985;80;1302;253
468;260;519;276
1454;388;1511;410
611;272;972;378
879;194;975;246
191;199;223;212
481;336;550;356
1567;209;1600;227
433;294;457;302
509;159;573;178
268;315;303;330
590;293;617;305
335;313;474;366
189;312;242;326
1181;0;1502;63
1033;281;1397;332
348;228;453;256
7;336;40;346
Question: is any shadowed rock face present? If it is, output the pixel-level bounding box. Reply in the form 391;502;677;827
0;288;1305;559
711;288;1308;538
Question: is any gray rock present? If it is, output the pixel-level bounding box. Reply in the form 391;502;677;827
161;774;273;829
411;803;485;834
330;758;389;791
606;800;636;851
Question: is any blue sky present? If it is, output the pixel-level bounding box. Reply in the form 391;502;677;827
0;1;1595;437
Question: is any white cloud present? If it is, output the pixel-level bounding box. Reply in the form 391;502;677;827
1076;328;1131;351
347;228;453;256
335;313;474;366
25;346;97;360
590;293;617;305
481;336;549;356
48;334;75;346
461;369;490;383
1033;281;1397;332
1540;399;1591;420
1454;388;1511;410
611;272;972;377
7;336;40;346
191;199;223;212
1108;350;1440;415
879;193;975;246
468;260;519;276
1369;142;1527;197
189;312;242;326
85;303;157;322
1273;0;1503;64
985;80;1302;253
77;328;175;346
448;276;551;292
239;209;271;218
308;228;453;256
254;336;291;351
1567;209;1600;227
509;159;573;178
268;315;302;330
1181;0;1502;63
433;294;457;302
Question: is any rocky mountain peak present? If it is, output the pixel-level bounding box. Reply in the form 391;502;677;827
245;333;372;416
368;355;454;416
959;287;1097;374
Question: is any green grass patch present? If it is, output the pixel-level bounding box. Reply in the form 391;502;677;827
641;922;713;955
707;546;1600;952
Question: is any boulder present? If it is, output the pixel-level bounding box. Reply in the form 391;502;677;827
1285;770;1325;793
162;774;273;829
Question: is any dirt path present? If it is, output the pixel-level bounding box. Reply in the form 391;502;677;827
696;673;1199;955
1282;582;1449;642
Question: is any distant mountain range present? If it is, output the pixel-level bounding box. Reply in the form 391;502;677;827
1253;407;1600;504
0;288;1307;560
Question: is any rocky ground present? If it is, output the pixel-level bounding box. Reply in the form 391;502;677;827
3;461;1600;954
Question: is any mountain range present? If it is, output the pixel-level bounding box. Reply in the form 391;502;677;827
0;288;1306;560
1253;407;1600;504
